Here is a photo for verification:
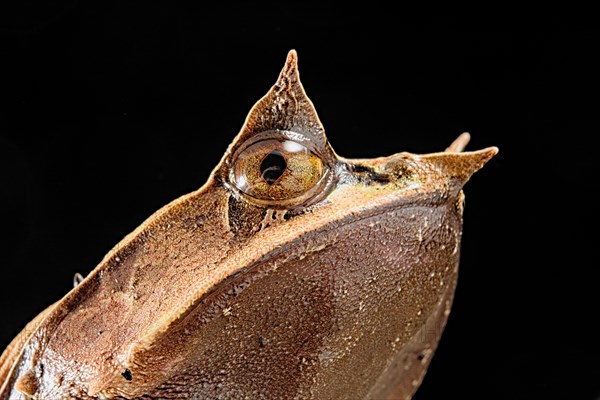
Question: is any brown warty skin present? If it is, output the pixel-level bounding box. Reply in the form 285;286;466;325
0;50;497;400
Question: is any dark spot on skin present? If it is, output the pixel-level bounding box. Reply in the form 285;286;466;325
260;150;286;184
417;353;425;361
259;337;268;347
122;369;133;381
283;212;292;220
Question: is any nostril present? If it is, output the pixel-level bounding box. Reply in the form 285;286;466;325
370;173;391;184
349;164;373;173
348;163;393;184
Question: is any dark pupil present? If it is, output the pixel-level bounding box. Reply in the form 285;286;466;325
260;150;287;185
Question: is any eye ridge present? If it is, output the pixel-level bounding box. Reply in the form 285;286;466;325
260;150;287;185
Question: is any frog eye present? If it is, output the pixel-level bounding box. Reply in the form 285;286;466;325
230;137;329;206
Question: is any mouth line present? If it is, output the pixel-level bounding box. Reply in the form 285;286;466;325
207;185;453;292
134;180;459;365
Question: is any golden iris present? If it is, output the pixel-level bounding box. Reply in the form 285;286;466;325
231;139;325;202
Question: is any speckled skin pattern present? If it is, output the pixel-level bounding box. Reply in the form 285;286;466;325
0;50;497;400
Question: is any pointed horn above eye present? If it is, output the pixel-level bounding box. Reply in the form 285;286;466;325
233;50;328;150
424;145;499;187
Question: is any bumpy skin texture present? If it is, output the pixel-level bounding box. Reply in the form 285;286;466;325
0;50;496;400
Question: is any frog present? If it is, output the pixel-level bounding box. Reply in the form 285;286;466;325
0;50;497;400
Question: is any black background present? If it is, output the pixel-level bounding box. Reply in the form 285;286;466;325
1;5;599;400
